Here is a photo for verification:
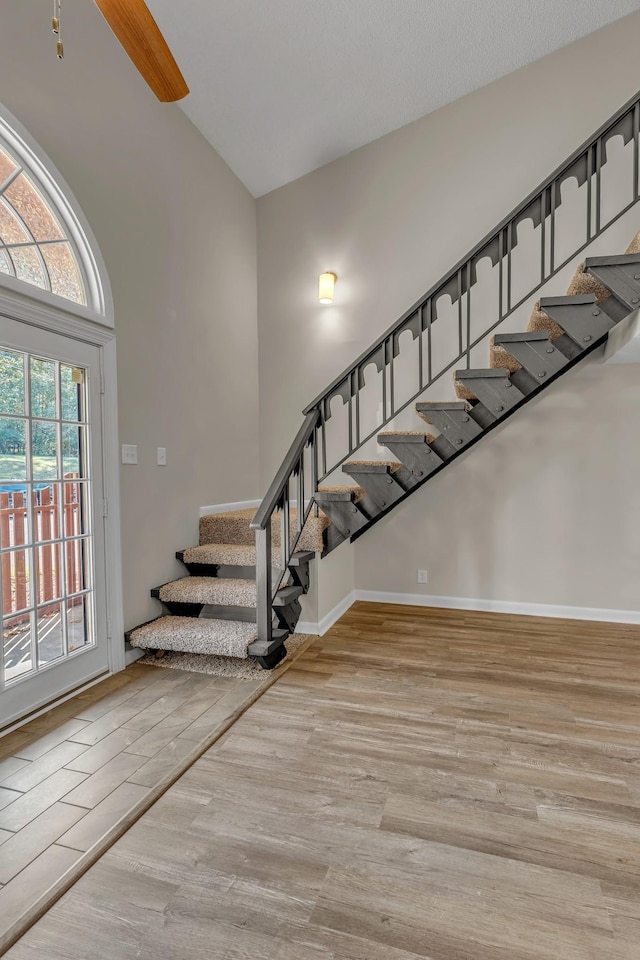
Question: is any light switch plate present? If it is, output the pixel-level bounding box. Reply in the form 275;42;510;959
157;447;167;466
121;444;138;465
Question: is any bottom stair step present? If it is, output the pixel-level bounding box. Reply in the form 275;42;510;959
128;616;259;658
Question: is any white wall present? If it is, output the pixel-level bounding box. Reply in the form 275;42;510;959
0;4;259;629
257;12;640;619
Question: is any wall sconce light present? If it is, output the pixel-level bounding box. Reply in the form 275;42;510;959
319;272;337;304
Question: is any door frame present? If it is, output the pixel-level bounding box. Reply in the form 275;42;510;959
0;285;124;703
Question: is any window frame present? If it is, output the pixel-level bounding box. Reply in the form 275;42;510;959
0;105;113;327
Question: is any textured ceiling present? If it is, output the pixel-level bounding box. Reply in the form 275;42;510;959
146;0;640;197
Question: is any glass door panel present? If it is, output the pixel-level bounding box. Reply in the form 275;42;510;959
0;318;108;728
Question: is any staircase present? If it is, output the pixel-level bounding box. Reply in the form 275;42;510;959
127;89;640;668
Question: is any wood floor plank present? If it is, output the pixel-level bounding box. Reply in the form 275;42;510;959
123;713;193;758
57;782;150;852
0;769;88;832
0;787;22;811
63;728;144;775
1;741;88;794
0;802;86;885
0;845;81;941
0;758;30;784
126;736;196;787
3;604;640;959
12;721;90;763
61;752;148;809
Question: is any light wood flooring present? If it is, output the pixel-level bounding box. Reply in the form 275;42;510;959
0;661;268;952
4;601;640;959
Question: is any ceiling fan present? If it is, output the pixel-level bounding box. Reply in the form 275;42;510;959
53;0;189;102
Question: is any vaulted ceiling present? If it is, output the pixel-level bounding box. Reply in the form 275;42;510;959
146;0;640;197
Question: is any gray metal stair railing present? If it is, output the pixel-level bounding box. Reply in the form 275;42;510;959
250;410;319;650
251;87;640;647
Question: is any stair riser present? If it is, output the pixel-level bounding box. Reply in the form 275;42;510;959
456;375;527;418
181;562;258;580
493;339;569;381
314;498;370;539
275;599;302;632
155;598;257;622
342;470;408;511
538;298;617;347
584;259;640;311
376;440;443;480
417;407;483;450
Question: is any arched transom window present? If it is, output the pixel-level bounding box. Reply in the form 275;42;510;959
0;144;85;305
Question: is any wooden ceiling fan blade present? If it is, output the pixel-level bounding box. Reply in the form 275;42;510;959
94;0;189;102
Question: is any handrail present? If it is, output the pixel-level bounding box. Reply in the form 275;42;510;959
250;409;319;530
253;85;640;649
303;86;640;415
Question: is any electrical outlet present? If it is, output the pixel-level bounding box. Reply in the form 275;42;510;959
121;444;138;465
417;569;428;584
157;447;167;466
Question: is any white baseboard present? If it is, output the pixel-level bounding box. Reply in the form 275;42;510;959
353;589;640;625
296;590;357;636
200;499;261;517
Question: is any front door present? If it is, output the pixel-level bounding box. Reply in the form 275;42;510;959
0;316;109;728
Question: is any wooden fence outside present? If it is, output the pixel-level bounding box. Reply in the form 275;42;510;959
1;477;84;622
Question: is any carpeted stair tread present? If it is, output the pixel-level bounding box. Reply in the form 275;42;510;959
128;616;256;658
566;264;612;303
159;576;258;607
453;379;476;401
527;301;564;341
564;231;640;305
200;506;328;553
182;543;280;567
490;336;523;373
378;430;436;442
626;230;640;255
343;460;401;471
316;485;366;500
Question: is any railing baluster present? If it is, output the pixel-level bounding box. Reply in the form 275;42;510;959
280;495;290;573
382;342;387;423
550;180;556;273
465;262;471;369
634;103;640;201
586;146;593;241
255;525;273;645
418;304;424;390
540;190;546;282
426;298;432;383
321;414;327;479
506;221;513;313
498;229;504;321
595;137;602;234
297;457;304;533
457;269;463;357
389;340;395;418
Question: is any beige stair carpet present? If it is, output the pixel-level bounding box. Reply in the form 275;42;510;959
316;484;366;499
490;337;523;373
200;507;328;553
527;301;564;340
382;428;436;441
138;632;312;678
343;460;402;471
129;615;258;658
565;228;640;303
454;379;476;401
158;576;258;607
181;543;281;566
